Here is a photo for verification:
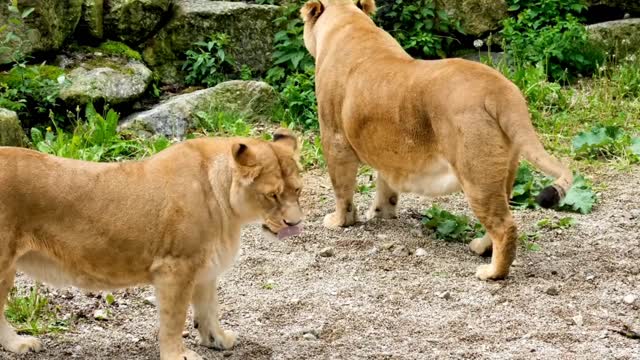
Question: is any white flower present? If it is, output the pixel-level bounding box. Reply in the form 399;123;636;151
473;39;484;49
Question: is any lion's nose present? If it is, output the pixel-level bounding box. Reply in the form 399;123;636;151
284;219;302;226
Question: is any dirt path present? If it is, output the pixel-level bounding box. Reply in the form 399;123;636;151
4;167;640;360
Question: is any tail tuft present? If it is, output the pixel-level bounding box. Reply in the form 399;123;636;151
536;186;562;209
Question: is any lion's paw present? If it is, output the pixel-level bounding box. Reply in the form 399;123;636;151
323;210;356;229
1;335;43;354
475;264;507;281
365;204;396;221
200;329;237;350
469;235;492;256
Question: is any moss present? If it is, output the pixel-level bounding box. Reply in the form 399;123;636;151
0;65;65;88
98;41;142;61
82;57;137;75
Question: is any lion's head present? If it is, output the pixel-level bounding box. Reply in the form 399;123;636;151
229;128;304;239
300;0;376;58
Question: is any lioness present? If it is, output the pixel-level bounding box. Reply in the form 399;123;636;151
0;129;303;359
301;0;573;280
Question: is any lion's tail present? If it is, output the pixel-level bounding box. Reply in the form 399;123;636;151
495;88;573;209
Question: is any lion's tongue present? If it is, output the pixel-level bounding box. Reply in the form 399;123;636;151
277;224;303;240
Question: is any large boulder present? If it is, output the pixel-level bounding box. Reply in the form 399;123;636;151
104;0;172;45
59;56;153;105
0;108;29;147
119;80;280;139
0;0;83;62
77;0;105;39
587;18;640;58
143;0;279;84
587;1;640;16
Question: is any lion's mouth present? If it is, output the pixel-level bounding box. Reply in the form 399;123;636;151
262;224;303;240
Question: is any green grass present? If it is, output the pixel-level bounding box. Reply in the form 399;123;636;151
194;107;252;137
97;41;142;61
5;284;68;335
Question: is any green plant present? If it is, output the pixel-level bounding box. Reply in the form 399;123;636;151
510;162;596;214
194;108;251;136
537;216;575;230
0;64;65;119
376;0;463;58
6;284;68;335
31;104;170;162
519;232;541;252
421;205;484;243
97;41;142;61
572;125;640;162
0;0;33;64
501;0;605;81
279;67;318;129
300;133;325;168
182;33;237;87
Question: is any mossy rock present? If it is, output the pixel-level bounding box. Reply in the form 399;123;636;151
143;0;279;84
0;0;83;62
77;0;105;39
437;0;508;36
119;80;280;139
588;18;640;58
59;57;152;105
0;108;29;147
104;0;172;45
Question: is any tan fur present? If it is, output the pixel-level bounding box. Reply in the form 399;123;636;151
0;129;303;359
302;0;573;280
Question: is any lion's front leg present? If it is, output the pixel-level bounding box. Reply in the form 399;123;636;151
153;261;202;360
192;277;237;351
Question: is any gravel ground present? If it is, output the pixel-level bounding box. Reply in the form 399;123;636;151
3;167;640;360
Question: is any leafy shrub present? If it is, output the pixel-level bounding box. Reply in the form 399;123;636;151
279;67;318;129
182;34;237;87
31;104;170;162
0;1;33;64
376;0;464;58
572;125;640;162
501;0;605;81
194;108;251;137
422;205;484;242
510;162;596;214
0;64;66;121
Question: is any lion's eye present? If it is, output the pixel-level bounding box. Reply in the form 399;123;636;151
265;192;278;201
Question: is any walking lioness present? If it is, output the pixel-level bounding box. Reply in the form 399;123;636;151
301;0;573;280
0;129;303;359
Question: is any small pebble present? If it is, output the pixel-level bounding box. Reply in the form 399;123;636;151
223;351;233;357
93;309;108;321
545;286;560;296
436;291;452;300
572;314;583;326
623;294;637;305
410;228;423;237
381;242;395;250
303;333;317;340
377;234;389;240
144;296;157;306
367;247;379;255
392;245;409;257
319;247;335;258
182;331;189;338
415;248;427;257
585;274;595;281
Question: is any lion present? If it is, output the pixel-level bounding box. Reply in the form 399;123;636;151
0;129;303;359
301;0;573;280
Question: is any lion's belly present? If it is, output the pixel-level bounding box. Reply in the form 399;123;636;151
380;157;462;196
16;251;152;290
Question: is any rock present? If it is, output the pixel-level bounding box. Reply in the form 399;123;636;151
437;0;508;36
587;1;640;16
143;0;279;83
587;18;640;58
119;80;279;139
93;309;108;320
319;247;335;258
302;333;317;340
143;296;157;306
0;0;83;62
104;0;172;45
415;248;428;257
392;245;409;257
77;0;104;39
572;314;583;326
182;331;189;338
545;286;560;296
623;294;637;305
59;57;152;105
223;351;233;357
0;108;29;147
380;242;395;250
436;291;452;300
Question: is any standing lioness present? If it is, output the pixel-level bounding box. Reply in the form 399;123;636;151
0;129;303;359
301;0;573;280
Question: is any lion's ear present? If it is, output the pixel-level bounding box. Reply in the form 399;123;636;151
300;1;324;23
356;0;376;15
272;128;298;151
232;143;261;181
